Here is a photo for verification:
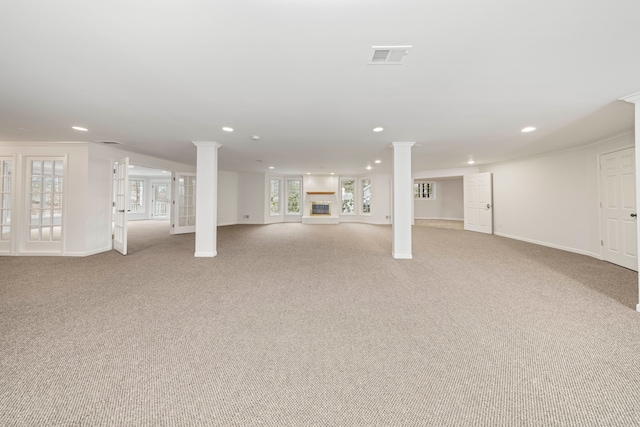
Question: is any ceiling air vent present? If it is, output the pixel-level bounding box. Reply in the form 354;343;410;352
370;45;411;65
100;141;122;145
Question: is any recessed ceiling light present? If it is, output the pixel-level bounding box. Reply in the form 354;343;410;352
72;126;88;132
467;160;475;165
374;160;381;164
330;173;335;175
222;127;234;132
521;126;536;133
252;135;260;140
307;172;311;175
373;127;384;132
269;166;275;169
366;165;372;170
162;171;169;174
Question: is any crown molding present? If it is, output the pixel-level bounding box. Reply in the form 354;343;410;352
192;141;222;148
619;91;640;104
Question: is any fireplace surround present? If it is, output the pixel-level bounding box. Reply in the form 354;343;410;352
310;201;331;216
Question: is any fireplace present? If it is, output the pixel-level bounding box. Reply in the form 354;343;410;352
310;201;331;216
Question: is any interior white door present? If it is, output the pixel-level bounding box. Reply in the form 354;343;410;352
113;157;129;255
171;172;196;234
600;147;637;271
464;172;493;234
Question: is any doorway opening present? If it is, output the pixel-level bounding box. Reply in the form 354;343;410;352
112;163;173;255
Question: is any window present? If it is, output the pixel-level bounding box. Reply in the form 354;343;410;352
286;179;301;214
414;181;436;199
270;178;281;215
0;159;11;242
361;178;371;214
129;180;145;213
341;179;355;214
29;159;63;242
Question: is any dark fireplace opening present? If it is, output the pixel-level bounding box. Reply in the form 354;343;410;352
311;201;331;216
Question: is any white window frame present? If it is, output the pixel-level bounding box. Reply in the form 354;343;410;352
22;155;67;253
360;177;372;215
129;179;146;214
0;157;14;253
270;177;282;216
341;178;356;215
414;181;436;200
285;177;302;215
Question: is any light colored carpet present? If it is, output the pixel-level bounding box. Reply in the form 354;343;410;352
1;221;639;426
414;219;464;230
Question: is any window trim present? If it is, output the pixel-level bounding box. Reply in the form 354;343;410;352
340;177;356;215
22;155;67;253
269;177;283;216
414;181;436;200
285;177;302;216
360;177;372;215
129;179;146;214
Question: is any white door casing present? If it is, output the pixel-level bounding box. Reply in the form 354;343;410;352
600;147;637;271
171;172;196;234
113;157;129;255
464;172;493;234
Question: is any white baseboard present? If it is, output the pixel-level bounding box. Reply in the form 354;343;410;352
82;246;112;256
392;252;413;259
194;251;217;257
415;217;463;221
493;232;601;259
217;222;236;227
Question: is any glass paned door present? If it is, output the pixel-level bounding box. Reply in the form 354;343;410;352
152;183;170;219
113;158;129;255
171;172;196;234
29;159;63;242
0;159;12;253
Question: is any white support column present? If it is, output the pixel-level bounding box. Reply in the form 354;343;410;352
619;91;640;312
192;141;222;257
392;142;415;259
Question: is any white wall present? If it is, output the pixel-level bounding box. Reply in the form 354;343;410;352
481;132;634;258
414;177;464;220
237;173;266;224
218;171;238;226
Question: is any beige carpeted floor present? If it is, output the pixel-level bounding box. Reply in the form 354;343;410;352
1;221;640;426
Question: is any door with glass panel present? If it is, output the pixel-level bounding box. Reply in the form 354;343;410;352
25;158;64;253
0;158;12;254
113;157;129;255
171;172;196;234
152;183;170;219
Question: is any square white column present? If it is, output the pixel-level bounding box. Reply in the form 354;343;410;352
392;142;415;259
192;141;222;257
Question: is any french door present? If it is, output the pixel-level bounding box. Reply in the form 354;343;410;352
152;183;170;219
113;157;129;255
0;158;12;254
171;172;196;234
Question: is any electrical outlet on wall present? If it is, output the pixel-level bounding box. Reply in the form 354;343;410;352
243;215;249;219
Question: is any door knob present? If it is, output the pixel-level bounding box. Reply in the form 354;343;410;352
631;213;637;218
486;203;491;209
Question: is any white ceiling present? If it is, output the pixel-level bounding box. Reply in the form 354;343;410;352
1;0;639;175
